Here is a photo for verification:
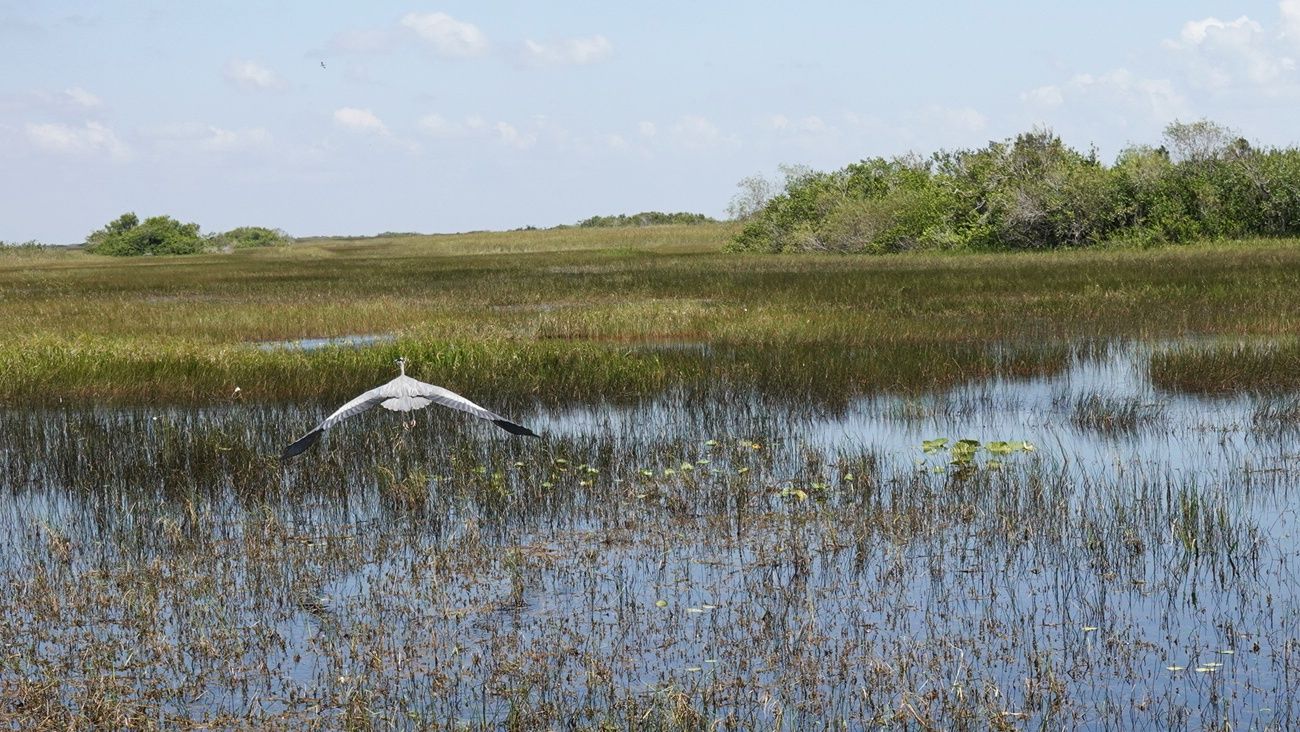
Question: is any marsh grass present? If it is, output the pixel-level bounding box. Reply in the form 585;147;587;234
0;397;1289;729
5;227;1300;727
4;228;1300;404
1150;340;1300;394
1068;393;1165;434
1253;397;1300;428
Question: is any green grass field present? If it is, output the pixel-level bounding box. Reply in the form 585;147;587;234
3;223;1299;406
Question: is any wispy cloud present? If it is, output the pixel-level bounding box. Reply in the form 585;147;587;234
400;12;488;58
326;27;397;54
61;87;101;109
1022;69;1188;127
521;35;613;66
26;120;130;159
669;115;740;151
144;122;273;153
199;126;272;152
494;121;536;149
766;114;830;135
225;59;286;91
419;112;542;151
333;107;389;135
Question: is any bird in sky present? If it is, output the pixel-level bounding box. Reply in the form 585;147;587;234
282;357;538;459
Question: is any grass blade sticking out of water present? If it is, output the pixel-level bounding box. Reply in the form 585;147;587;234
1069;393;1165;435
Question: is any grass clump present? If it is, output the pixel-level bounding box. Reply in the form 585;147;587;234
1150;340;1300;394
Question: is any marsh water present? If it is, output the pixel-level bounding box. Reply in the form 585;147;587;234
2;340;1298;728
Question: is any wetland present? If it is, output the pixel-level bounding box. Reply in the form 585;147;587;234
3;226;1300;729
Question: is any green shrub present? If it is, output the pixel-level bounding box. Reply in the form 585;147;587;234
86;213;206;256
209;226;292;250
731;119;1300;254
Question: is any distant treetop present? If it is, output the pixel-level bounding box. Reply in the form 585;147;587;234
576;211;716;228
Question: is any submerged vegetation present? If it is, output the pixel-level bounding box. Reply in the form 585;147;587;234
729;119;1300;254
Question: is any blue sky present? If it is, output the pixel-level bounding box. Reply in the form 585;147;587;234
3;1;1300;242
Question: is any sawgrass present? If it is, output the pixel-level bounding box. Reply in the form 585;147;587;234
3;226;1300;405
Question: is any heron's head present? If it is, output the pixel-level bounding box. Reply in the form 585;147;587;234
394;356;407;375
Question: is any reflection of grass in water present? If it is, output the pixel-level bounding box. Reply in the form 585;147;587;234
0;406;1282;727
1069;393;1164;434
1253;397;1300;428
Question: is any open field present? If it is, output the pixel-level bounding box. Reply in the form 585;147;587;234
4;228;1300;728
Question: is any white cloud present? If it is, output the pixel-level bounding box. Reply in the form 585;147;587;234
418;113;462;138
199;126;272;152
522;35;613;66
400;12;487;58
225;59;285;91
1164;13;1296;90
1021;85;1064;108
26;121;129;159
1022;69;1187;124
767;114;829;134
143;123;273;154
637;121;657;137
495;121;536;149
62;87;101;108
333;107;389;136
419;113;541;150
669;115;739;150
920;105;988;133
1284;0;1300;44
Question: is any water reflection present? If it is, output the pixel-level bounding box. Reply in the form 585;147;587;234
0;340;1297;727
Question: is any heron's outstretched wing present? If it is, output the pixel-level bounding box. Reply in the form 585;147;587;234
412;381;540;437
281;384;393;459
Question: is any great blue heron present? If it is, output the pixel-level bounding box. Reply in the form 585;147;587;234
282;357;538;459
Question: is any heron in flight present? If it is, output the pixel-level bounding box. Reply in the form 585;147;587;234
282;357;537;459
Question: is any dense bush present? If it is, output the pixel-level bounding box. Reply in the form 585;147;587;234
576;211;716;227
85;215;293;256
208;226;292;250
728;120;1300;253
85;213;206;256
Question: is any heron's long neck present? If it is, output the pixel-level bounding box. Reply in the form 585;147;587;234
398;360;406;376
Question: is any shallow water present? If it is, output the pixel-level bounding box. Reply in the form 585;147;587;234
254;332;396;351
1;340;1298;728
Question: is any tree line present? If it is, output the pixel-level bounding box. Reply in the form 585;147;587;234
727;120;1300;253
575;211;716;228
